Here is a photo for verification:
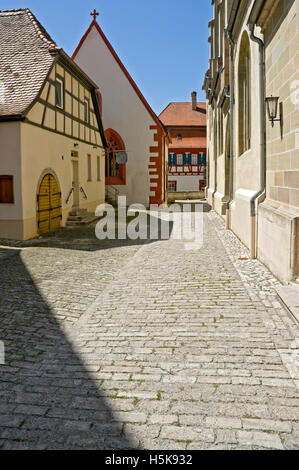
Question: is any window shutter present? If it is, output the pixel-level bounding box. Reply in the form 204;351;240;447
168;154;172;166
203;153;207;165
198;153;202;165
0;176;14;203
173;154;177;166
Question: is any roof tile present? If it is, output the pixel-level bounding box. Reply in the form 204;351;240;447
0;9;58;117
159;102;207;127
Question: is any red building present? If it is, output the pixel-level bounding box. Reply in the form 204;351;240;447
159;92;207;195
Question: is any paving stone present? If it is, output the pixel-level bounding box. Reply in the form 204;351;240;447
0;212;299;449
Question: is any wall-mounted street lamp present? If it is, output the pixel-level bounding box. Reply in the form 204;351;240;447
265;96;281;127
74;143;79;148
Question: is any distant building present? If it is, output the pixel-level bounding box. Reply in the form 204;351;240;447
203;0;299;282
159;93;207;197
0;9;107;240
73;12;170;207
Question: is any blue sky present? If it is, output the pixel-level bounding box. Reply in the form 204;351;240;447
2;0;213;114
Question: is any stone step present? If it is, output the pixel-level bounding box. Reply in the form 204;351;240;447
66;216;99;227
69;208;88;217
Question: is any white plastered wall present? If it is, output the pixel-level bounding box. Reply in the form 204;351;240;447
20;122;105;240
74;25;157;207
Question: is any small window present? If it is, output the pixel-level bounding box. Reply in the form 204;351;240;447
84;98;90;123
177;134;182;140
87;154;92;181
97;156;100;181
55;77;64;109
177;154;183;165
192;154;198;165
168;181;177;192
0;175;14;203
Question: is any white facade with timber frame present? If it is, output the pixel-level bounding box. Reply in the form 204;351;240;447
0;9;107;240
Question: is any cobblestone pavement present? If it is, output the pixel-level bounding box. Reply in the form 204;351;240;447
0;210;298;450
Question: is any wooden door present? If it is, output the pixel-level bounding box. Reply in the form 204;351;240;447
37;174;62;234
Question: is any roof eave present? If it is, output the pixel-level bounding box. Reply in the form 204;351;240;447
0;114;25;122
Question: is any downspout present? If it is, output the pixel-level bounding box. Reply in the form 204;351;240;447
209;88;218;208
225;27;235;230
248;22;266;259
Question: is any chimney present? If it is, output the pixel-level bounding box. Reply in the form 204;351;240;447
191;91;197;111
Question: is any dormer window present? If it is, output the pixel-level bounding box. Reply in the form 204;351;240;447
84;97;90;123
55;77;64;109
177;134;182;140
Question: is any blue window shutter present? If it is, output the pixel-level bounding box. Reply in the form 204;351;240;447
198;153;202;165
188;153;191;165
173;153;177;165
168;154;172;165
203;153;207;165
183;153;187;165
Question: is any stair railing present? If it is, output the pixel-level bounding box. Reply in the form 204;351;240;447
80;186;88;200
66;187;74;204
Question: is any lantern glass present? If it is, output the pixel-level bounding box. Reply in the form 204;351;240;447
266;96;279;119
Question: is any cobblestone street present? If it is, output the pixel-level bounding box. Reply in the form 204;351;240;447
0;210;299;450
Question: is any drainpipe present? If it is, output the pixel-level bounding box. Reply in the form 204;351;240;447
248;22;266;259
208;88;218;208
225;27;235;230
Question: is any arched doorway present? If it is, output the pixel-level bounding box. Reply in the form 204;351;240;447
105;128;126;185
37;173;62;234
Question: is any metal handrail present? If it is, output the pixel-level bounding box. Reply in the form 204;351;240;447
80;186;88;200
66;187;74;204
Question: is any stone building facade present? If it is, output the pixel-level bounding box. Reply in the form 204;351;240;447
203;0;299;282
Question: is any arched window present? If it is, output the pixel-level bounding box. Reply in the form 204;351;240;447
105;129;126;185
238;32;251;156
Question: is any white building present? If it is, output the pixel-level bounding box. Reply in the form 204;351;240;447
73;12;169;207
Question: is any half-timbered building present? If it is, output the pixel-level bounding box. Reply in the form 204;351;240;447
159;93;207;198
0;8;107;240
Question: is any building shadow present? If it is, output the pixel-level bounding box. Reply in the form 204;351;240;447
0;249;134;450
0;213;175;252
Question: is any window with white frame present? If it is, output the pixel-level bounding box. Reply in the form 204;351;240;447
192;154;198;165
177;154;183;165
168;181;176;192
55;77;64;109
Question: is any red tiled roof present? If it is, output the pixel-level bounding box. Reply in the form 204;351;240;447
159;102;207;127
169;135;206;150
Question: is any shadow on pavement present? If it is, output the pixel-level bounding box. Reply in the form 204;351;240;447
0;248;134;449
0;213;175;253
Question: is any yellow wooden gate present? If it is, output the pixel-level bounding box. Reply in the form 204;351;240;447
37;174;62;234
